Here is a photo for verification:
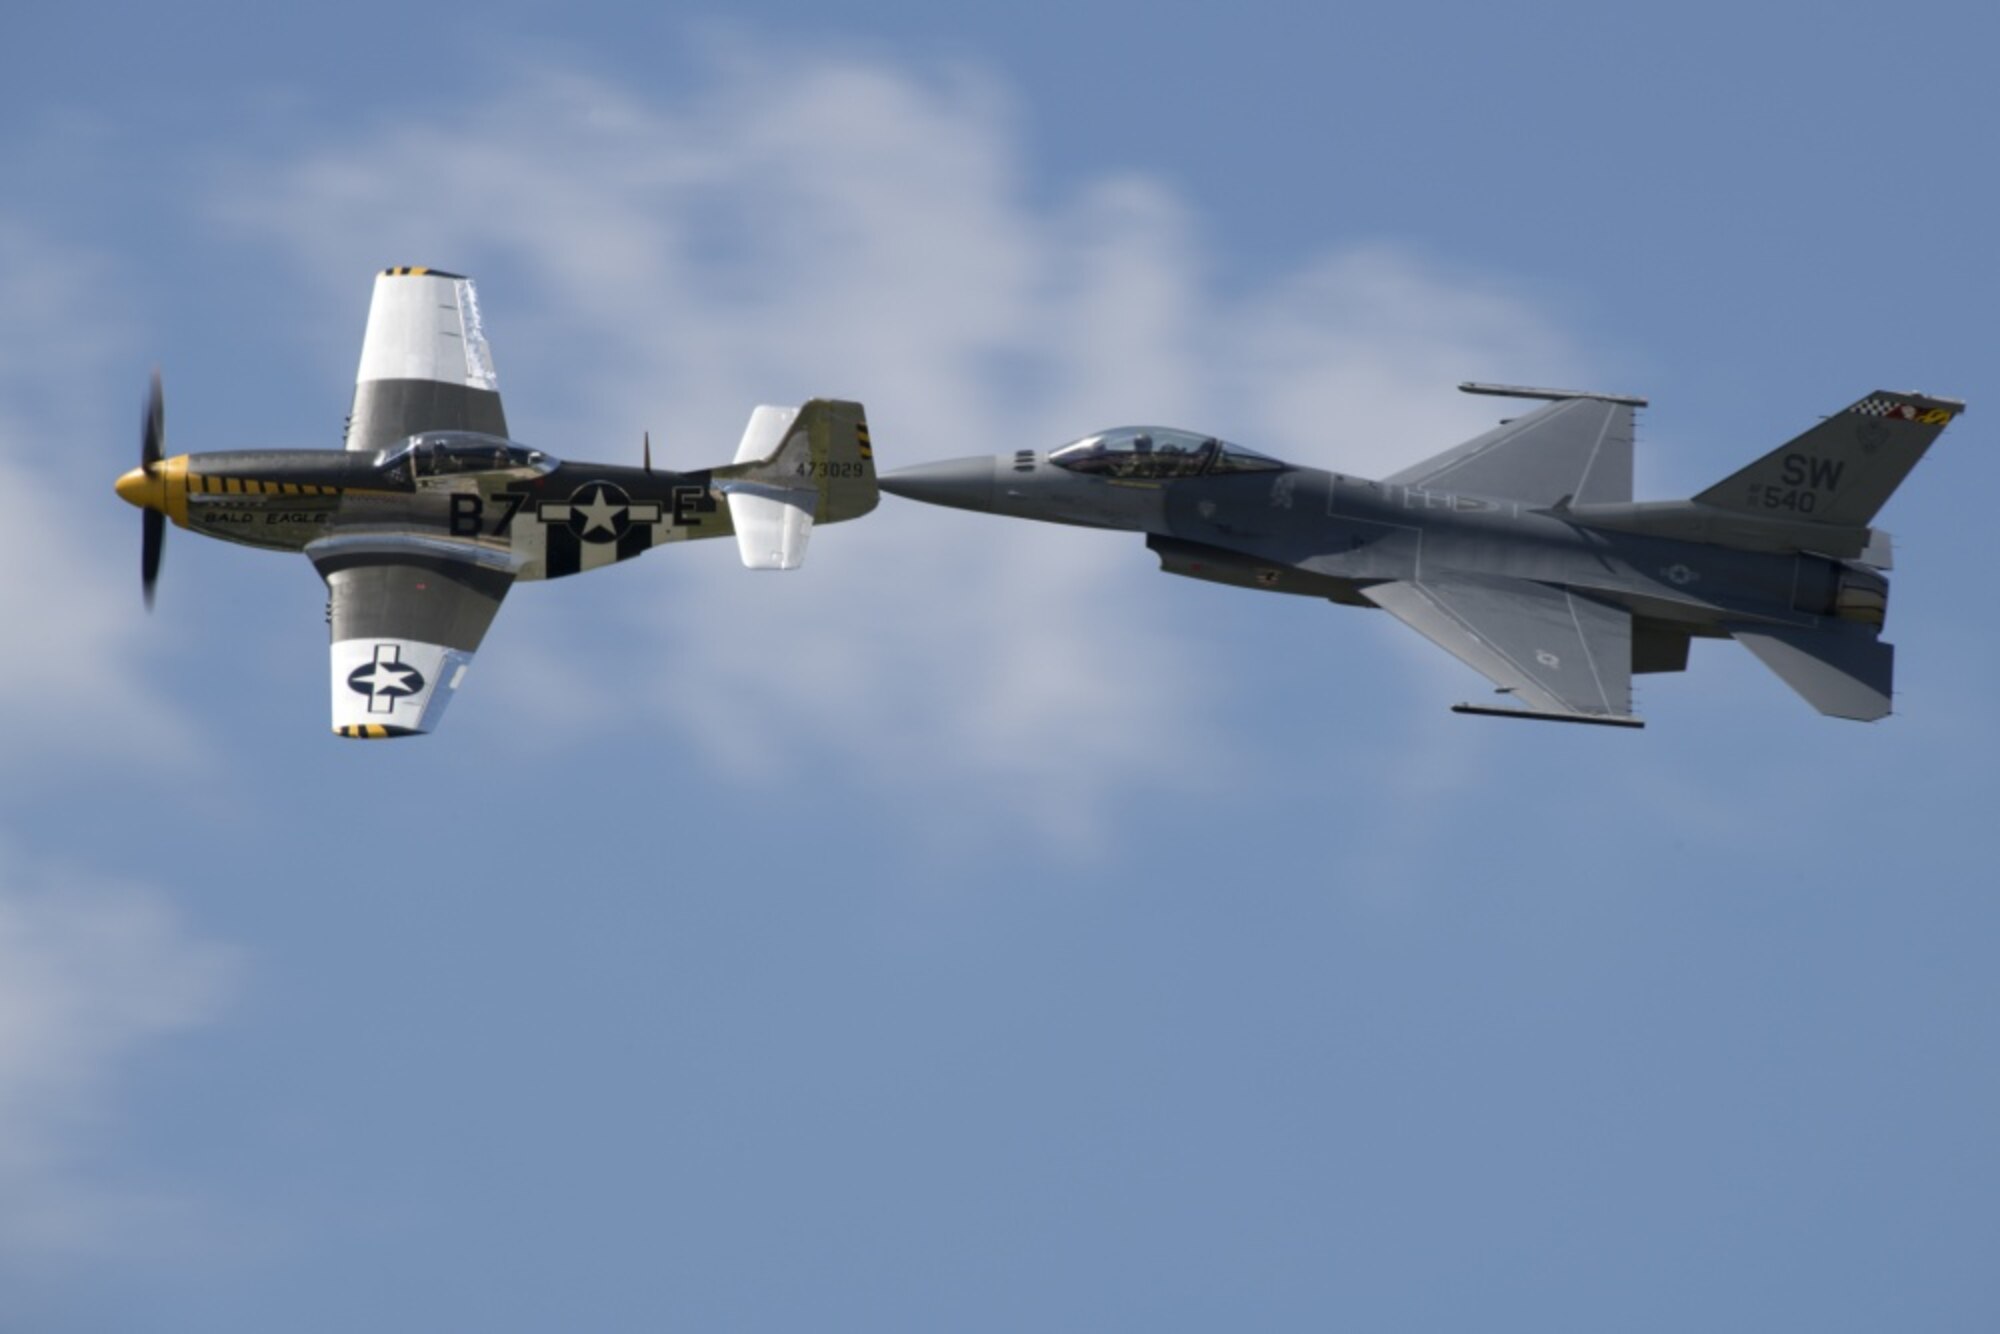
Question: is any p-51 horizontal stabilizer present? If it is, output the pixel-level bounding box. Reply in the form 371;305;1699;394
722;405;814;569
726;483;816;570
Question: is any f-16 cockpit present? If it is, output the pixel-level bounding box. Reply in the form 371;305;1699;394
1048;426;1285;480
377;432;559;485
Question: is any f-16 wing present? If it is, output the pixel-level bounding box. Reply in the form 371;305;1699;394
1361;576;1641;727
309;534;518;738
345;267;508;454
1383;385;1642;507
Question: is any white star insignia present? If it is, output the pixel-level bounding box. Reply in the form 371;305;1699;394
574;486;625;537
357;663;418;696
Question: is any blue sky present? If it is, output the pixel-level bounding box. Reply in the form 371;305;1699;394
3;2;1996;1329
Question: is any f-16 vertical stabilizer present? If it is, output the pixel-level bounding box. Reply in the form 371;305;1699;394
1695;390;1961;529
1566;390;1962;563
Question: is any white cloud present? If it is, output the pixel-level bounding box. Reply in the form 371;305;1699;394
0;841;237;1272
216;54;1596;842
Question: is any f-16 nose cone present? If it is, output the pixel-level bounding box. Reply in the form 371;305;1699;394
115;465;164;511
879;456;999;513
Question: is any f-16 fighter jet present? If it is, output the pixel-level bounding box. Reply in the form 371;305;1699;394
115;267;877;737
881;384;1959;727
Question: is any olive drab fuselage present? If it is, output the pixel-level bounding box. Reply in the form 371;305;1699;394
144;435;731;582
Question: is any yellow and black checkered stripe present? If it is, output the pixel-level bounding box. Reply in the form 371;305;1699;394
333;724;416;739
188;475;341;497
855;420;873;462
380;265;466;279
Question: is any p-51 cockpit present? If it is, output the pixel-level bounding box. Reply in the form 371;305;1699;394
377;431;559;486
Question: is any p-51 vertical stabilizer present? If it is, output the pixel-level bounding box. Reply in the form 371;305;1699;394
715;399;877;570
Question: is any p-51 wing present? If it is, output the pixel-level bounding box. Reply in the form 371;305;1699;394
311;535;517;738
321;267;517;736
1361;576;1642;727
346;267;506;453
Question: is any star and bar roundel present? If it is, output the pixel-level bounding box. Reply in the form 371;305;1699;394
347;643;426;713
533;480;672;577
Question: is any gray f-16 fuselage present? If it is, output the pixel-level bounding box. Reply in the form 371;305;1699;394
881;385;1961;726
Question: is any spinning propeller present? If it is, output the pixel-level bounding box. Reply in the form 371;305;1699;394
117;371;168;608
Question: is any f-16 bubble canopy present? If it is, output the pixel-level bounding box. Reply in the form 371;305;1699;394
1048;426;1285;480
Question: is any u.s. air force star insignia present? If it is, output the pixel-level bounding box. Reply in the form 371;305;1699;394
347;644;426;714
537;481;664;544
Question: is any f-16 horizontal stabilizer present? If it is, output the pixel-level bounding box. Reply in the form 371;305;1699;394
717;400;877;570
1732;624;1894;721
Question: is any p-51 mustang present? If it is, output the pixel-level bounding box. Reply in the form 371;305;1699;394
881;383;1960;726
115;267;877;737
